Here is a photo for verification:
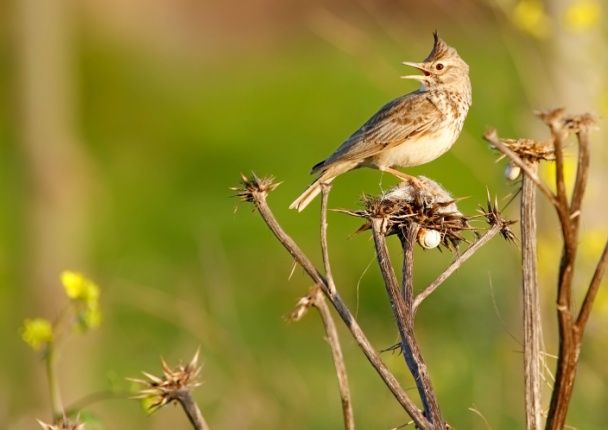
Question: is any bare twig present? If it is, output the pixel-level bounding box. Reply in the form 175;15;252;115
321;184;337;294
545;129;578;430
521;162;542;430
175;389;210;430
318;185;355;430
236;176;429;429
413;222;502;312
371;218;444;429
312;291;355;430
545;115;569;218
575;240;608;331
570;130;590;237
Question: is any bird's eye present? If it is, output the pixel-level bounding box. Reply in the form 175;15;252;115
435;63;444;71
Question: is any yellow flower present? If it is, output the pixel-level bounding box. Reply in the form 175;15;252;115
61;271;100;307
564;0;601;32
62;271;102;331
512;0;551;39
21;318;53;350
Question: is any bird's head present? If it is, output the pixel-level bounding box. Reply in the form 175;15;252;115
400;32;470;92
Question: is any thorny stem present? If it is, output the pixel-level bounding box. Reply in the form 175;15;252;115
247;188;430;429
319;184;354;430
413;222;502;313
175;389;210;430
371;219;444;429
521;162;542;430
312;292;355;430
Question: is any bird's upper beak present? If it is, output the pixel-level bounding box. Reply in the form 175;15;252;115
400;61;430;82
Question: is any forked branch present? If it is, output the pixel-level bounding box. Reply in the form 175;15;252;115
234;175;429;429
487;109;606;430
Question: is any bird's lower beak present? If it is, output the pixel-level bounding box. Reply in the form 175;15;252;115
400;61;430;81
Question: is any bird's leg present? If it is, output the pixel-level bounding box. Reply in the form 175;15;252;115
382;167;424;189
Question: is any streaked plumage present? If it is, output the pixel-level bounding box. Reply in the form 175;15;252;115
290;32;472;211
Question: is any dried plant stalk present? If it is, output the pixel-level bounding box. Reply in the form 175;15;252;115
318;185;354;430
521;162;542;430
235;175;513;430
312;292;355;430
487;109;607;430
234;175;430;429
371;219;444;428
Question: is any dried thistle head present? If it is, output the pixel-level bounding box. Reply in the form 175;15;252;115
37;418;84;430
231;173;281;203
129;351;202;413
480;194;517;243
494;138;555;163
536;108;596;139
339;177;472;251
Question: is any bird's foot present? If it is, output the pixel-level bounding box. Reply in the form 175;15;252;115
383;167;424;190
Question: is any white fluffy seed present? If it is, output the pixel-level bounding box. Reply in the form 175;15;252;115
504;163;521;181
418;228;441;249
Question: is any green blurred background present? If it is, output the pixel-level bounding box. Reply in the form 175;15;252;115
2;0;607;428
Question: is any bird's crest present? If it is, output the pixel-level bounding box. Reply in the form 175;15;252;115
424;32;454;62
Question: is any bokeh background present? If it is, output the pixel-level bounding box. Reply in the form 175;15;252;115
2;0;608;428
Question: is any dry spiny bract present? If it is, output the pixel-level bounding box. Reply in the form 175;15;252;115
535;108;596;135
489;110;596;167
37;419;84;430
232;173;281;203
130;351;202;413
480;195;516;243
340;177;471;251
288;287;321;322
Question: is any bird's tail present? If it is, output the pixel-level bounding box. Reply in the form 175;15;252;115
290;160;357;212
289;174;335;212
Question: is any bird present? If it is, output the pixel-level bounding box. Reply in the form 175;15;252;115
289;32;472;212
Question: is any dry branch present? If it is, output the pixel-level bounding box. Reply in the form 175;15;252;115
371;219;444;428
319;185;354;430
488;109;607;430
312;292;355;430
521;162;542;430
235;174;513;430
233;174;430;429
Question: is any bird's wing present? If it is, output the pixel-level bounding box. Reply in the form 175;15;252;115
312;92;445;174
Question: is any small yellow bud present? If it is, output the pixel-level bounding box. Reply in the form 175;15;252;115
61;270;100;306
21;318;53;350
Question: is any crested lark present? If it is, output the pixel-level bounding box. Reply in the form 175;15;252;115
290;32;472;211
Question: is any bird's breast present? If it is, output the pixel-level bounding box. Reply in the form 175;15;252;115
371;124;460;169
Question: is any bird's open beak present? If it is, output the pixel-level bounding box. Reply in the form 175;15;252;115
400;61;430;81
